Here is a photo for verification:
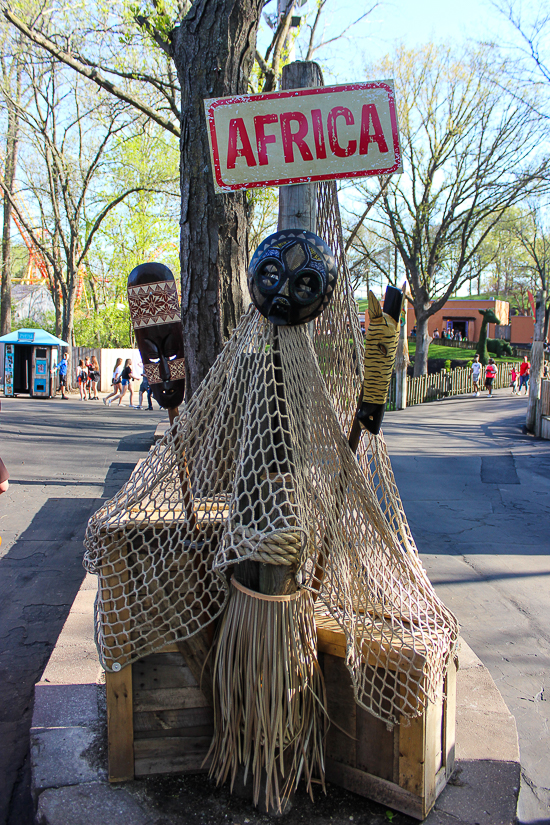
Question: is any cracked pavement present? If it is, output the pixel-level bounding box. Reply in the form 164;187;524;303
384;388;550;825
0;395;165;825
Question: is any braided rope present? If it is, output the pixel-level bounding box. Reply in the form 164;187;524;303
230;526;302;565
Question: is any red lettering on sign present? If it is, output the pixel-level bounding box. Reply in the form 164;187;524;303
254;114;278;166
311;109;327;160
359;105;388;154
327;107;357;158
280;112;314;163
227;118;256;169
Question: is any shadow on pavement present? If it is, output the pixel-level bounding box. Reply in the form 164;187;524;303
0;460;136;825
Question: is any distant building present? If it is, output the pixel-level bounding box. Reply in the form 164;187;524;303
12;284;55;325
405;298;538;346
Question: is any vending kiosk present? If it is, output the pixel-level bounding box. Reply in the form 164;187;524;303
0;328;69;398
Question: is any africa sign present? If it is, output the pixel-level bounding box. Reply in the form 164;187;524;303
204;81;402;193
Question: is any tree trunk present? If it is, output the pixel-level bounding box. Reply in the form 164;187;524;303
1;103;20;336
172;0;264;398
413;313;432;377
526;289;546;434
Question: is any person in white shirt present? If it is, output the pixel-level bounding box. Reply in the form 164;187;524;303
471;354;482;397
103;358;124;405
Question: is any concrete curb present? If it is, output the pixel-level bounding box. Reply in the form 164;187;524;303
31;578;521;825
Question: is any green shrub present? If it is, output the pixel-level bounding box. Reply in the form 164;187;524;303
487;338;513;358
444;359;451;371
466;360;472;369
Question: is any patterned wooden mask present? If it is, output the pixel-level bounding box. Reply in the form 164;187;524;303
127;262;185;409
247;229;337;326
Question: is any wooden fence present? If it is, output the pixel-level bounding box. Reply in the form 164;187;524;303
406;362;517;407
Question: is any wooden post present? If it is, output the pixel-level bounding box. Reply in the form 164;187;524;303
277;62;323;235
395;322;408;410
526;289;546;435
234;60;323;601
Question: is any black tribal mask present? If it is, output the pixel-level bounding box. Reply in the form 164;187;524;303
127;262;186;410
248;229;338;326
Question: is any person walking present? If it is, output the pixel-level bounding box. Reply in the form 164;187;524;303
510;365;518;395
84;357;92;399
471;354;482;397
138;373;154;410
76;359;87;400
51;352;69;399
104;358;124;405
118;358;135;407
485;358;497;397
89;356;101;400
518;356;530;395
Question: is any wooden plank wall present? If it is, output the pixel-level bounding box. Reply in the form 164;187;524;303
320;650;456;821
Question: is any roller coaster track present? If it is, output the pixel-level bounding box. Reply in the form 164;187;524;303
0;158;85;304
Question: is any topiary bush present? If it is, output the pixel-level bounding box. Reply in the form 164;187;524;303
487;339;513;358
444;359;451;372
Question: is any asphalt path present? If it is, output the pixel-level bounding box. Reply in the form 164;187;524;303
0;393;165;825
383;388;550;825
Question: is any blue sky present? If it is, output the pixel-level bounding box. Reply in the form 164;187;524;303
260;0;513;84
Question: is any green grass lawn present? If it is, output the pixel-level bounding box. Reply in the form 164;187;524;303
408;341;519;364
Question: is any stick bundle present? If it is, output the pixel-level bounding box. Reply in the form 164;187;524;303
207;577;327;812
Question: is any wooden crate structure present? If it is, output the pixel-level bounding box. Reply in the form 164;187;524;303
106;642;214;782
317;614;457;820
106;612;456;821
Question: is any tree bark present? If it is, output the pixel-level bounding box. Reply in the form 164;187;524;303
172;0;264;398
1;101;20;336
526;289;546;434
413;312;432;377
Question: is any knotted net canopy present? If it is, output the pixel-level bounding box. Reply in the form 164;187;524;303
84;182;458;725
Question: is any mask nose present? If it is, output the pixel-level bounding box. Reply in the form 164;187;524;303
279;279;290;297
158;353;171;382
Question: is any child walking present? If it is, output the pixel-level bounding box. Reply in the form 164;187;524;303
485;358;497;397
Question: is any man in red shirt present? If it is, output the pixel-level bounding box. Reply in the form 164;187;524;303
519;356;530;395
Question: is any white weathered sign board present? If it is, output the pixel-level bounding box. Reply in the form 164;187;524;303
204;81;402;193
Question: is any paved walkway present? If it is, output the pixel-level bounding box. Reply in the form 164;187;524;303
0;394;165;825
383;388;550;825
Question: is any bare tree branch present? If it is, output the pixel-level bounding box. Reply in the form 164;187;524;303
3;10;181;137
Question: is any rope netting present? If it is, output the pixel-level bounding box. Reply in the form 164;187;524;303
84;181;458;726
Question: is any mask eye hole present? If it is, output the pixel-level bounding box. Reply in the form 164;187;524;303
255;260;283;293
292;270;322;304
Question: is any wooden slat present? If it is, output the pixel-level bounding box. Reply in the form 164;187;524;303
135;724;214;740
106;668;134;782
133;736;212;777
134;706;213;733
398;704;426;801
325;759;424;820
133;686;209;713
356;705;394;782
133;661;198;690
316;612;427;674
322;653;357;768
443;658;457;783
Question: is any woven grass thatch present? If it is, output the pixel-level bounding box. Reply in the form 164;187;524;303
207;578;327;812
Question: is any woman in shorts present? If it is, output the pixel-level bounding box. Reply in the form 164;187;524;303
77;359;87;400
485;358;497;397
118;359;135;407
104;358;123;405
90;356;101;400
